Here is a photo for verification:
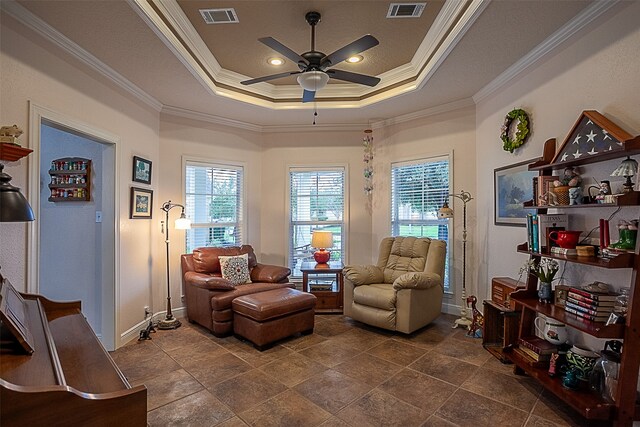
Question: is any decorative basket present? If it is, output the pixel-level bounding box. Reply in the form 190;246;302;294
552;186;570;206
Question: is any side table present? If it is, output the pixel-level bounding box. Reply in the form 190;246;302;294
300;261;344;314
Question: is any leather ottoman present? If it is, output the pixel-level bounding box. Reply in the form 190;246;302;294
232;288;316;350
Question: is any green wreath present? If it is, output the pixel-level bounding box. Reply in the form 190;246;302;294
500;109;530;153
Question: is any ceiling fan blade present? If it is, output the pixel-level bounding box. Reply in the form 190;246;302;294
327;69;381;87
241;71;301;85
259;37;307;65
302;90;316;103
321;35;379;68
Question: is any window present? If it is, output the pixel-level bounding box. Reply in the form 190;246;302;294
288;167;346;277
184;161;244;253
390;156;451;291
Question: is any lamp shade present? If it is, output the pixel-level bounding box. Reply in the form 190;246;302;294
311;231;333;249
297;71;329;91
438;202;454;219
0;164;34;222
175;215;191;230
611;156;638;177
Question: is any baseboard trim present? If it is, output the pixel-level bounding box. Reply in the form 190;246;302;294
119;307;187;347
441;301;462;316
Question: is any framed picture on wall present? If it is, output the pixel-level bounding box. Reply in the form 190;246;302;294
130;187;153;219
494;159;537;226
132;156;152;185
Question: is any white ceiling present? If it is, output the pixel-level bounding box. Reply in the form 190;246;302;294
5;0;601;129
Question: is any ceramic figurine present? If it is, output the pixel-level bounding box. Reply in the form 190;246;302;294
554;167;582;188
466;295;483;338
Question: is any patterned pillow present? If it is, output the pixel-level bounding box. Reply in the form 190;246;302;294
218;254;252;285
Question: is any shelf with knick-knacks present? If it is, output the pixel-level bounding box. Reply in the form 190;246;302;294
48;157;91;202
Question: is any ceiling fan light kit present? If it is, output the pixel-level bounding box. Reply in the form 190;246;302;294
297;71;329;91
241;11;380;103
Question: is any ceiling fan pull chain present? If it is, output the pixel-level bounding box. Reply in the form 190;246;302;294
313;105;318;125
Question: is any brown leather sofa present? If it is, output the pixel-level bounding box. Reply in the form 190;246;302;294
181;245;293;336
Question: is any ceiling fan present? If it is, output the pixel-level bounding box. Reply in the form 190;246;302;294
240;11;381;102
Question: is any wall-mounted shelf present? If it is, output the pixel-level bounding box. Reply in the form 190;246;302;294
517;243;635;269
48;157;91;202
524;191;640;209
0;143;32;161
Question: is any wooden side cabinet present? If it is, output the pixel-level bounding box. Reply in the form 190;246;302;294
483;299;520;363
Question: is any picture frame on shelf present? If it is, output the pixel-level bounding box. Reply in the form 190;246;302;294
494;159;538;227
130;187;153;219
132;156;152;185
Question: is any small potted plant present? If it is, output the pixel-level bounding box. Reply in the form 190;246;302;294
520;258;559;303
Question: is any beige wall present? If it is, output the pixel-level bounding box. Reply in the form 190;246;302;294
158;114;263;310
371;106;477;312
475;1;640;303
1;13;161;347
261;130;372;268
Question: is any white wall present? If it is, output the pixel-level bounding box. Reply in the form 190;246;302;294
261;130;371;269
371;106;477;311
475;1;640;307
0;12;161;348
159;114;263;309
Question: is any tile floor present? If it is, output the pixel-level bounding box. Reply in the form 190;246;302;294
111;313;593;426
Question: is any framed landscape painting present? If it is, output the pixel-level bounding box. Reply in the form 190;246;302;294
133;156;152;185
494;159;537;226
130;187;153;219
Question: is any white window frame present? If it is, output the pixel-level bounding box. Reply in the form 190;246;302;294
182;157;247;253
390;154;452;293
286;165;349;278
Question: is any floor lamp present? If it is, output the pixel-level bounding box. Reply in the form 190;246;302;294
438;190;473;330
158;200;191;330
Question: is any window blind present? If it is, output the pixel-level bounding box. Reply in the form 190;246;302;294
288;168;345;277
390;156;451;290
184;161;244;253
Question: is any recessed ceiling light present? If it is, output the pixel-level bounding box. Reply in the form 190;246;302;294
268;57;284;66
346;55;363;63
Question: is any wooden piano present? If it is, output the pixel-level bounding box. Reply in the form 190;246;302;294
0;278;146;426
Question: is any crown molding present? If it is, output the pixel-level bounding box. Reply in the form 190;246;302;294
370;98;475;129
161;105;262;132
473;0;621;104
1;1;163;112
161;105;367;133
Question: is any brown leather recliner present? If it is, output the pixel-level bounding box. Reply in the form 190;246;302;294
181;245;293;336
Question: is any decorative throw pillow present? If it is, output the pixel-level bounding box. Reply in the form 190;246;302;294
218;254;252;285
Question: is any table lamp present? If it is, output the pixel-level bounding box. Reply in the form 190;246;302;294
311;231;333;264
611;156;638;193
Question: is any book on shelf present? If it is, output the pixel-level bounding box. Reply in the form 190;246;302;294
564;299;614;316
518;346;552;362
566;295;615;309
564;306;610;322
569;287;618;302
550;247;576;256
518;336;558;355
538;214;568;252
512;347;550;368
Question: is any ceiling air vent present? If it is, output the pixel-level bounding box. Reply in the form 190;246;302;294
386;3;426;18
199;8;239;24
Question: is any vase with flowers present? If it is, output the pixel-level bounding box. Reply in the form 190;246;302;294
520;258;559;303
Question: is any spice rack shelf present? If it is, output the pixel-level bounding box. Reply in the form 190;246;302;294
48;157;91;202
